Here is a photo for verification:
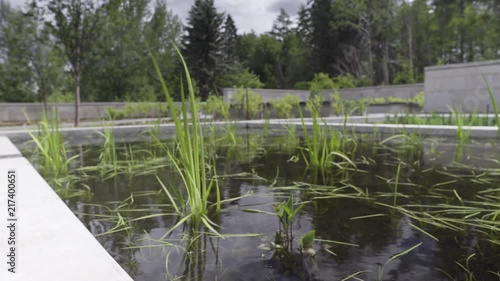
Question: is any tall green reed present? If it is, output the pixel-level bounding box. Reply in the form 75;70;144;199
150;47;220;236
97;118;118;176
484;77;500;138
298;99;355;171
28;109;78;182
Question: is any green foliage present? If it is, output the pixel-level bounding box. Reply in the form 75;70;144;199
237;33;282;88
28;109;78;184
309;72;335;97
331;91;345;115
306;94;323;114
299;97;356;170
225;68;264;89
231;88;264;119
47;91;75;103
150;47;221;236
81;0;182;102
105;107;126;120
272;194;304;250
0;6;38;102
332;74;358;89
270;95;299;118
184;0;225;100
204;95;230;120
484;78;500;138
3;0;500;106
293;81;312;90
105;103;167;120
300;230;316;251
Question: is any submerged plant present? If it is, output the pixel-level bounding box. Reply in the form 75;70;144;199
150;46;221;236
376;243;422;281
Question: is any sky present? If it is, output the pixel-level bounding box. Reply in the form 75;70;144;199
7;0;306;34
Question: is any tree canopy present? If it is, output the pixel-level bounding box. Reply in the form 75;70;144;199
1;0;500;104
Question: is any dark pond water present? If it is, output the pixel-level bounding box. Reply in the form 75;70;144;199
27;136;500;281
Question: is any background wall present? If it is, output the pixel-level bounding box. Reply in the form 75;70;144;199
424;60;500;113
222;84;424;104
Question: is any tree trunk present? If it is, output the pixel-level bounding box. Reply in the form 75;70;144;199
43;90;48;117
74;72;80;127
382;41;389;85
367;21;374;85
74;46;81;127
73;43;82;127
408;23;414;82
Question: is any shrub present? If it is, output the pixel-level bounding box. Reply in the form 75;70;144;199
47;91;74;103
106;107;126;120
306;94;323;114
205;95;230;120
309;73;335;97
293;81;312;90
226;68;264;89
231;88;263;119
270;95;299;118
331;91;345;116
332;74;357;89
138;103;153;117
124;103;139;118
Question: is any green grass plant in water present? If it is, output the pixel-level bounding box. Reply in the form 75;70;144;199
28;109;78;184
150;47;221;236
298;98;355;172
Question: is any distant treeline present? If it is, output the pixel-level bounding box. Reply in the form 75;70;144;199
1;0;499;104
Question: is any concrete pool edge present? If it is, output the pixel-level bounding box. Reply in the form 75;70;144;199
1;116;499;145
0;137;133;281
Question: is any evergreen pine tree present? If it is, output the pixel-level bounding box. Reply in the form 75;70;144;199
270;8;292;42
184;0;225;100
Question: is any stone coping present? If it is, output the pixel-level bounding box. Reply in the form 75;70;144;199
0;138;133;281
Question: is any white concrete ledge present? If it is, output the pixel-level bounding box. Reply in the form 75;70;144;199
0;156;133;281
2;117;500;146
0;137;22;159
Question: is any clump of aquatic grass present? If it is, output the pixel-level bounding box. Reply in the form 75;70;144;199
97;122;118;176
28;109;78;182
448;106;469;146
298;98;355;171
150;47;221;236
484;77;500;139
393;163;401;207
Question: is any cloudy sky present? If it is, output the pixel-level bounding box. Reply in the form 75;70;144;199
8;0;306;34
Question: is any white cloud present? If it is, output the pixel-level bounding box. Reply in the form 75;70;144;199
7;0;306;34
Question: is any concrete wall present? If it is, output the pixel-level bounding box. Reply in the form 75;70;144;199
223;84;424;104
424;60;500;113
0;102;178;123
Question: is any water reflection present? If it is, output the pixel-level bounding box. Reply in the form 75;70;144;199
27;138;500;280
